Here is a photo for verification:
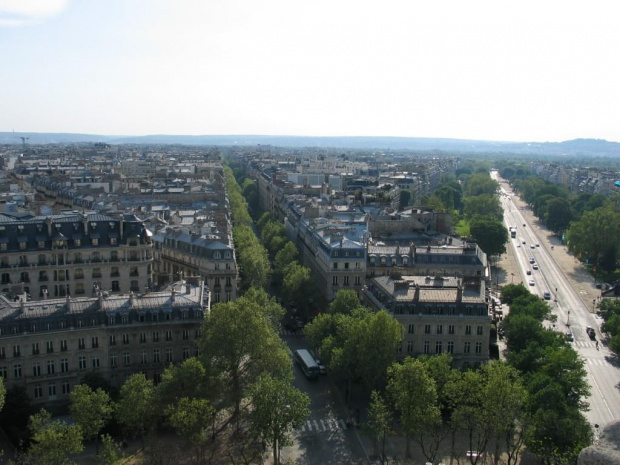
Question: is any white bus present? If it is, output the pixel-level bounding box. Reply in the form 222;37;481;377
294;349;320;380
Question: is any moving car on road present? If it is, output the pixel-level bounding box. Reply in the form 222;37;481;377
586;326;596;340
529;279;535;286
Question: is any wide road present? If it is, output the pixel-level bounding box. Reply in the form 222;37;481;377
492;171;620;429
278;330;367;465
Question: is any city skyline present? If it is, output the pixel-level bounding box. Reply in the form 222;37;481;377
1;0;620;143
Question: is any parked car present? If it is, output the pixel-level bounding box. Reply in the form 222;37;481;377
530;244;536;249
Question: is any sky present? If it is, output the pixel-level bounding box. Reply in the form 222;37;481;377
1;0;620;143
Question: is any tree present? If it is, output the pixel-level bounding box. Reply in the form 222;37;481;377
200;299;292;430
544;197;573;232
79;371;119;400
387;357;440;459
157;357;212;408
464;173;499;197
281;262;323;319
500;284;531;305
98;434;122;465
27;409;84;465
240;287;285;333
566;205;620;268
166;397;215;464
273;241;298;283
464;194;503;221
0;385;33;447
116;373;158;447
469;217;508;257
69;384;114;452
366;390;394;465
329;289;363;314
248;375;310;465
0;377;5;414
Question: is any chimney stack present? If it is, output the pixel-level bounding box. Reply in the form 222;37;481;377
171;286;176;302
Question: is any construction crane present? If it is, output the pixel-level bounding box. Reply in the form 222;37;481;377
14;136;29;145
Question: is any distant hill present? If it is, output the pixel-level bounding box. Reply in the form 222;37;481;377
2;132;620;157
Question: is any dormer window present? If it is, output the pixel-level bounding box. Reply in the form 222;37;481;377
214;252;221;260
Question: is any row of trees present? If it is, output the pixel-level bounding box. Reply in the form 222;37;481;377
424;170;509;258
500;284;593;462
598;298;620;354
500;164;620;272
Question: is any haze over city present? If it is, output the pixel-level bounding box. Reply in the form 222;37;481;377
1;0;619;143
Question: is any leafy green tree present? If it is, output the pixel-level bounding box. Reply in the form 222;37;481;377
248;375;310;465
544;197;573;232
116;373;158;447
69;384;114;452
566;205;620;269
79;371;119;400
469;217;508;257
464;194;503;221
387;357;440;459
464;173;499;197
157;357;212;408
241;287;285;332
27;409;84;465
0;385;33;447
500;284;531;305
366;390;394;465
200;299;292;429
282;263;323;319
256;212;274;234
0;377;5;414
166;397;215;463
273;241;298;283
98;434;122;465
329;289;363;314
241;178;258;214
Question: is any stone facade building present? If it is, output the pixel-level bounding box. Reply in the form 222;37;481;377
363;275;491;367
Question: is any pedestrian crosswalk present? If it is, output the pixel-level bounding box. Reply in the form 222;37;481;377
280;328;305;337
573;341;597;348
585;358;608;367
296;417;351;433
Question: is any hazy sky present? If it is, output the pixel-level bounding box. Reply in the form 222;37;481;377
1;0;619;142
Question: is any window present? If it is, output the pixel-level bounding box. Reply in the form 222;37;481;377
424;325;431;335
475;342;483;354
436;325;443;335
14;364;22;378
39;271;49;282
407;324;414;334
110;353;117;367
109;335;116;346
60;340;68;352
166;349;173;363
448;325;455;335
355;276;361;285
34;384;43;399
464;342;471;354
121;315;129;324
74;269;84;279
62;379;70;395
33;362;41;377
435;341;442;354
195;329;202;339
140;333;146;343
46;341;54;353
465;325;472;336
75;283;85;295
152;331;159;342
92;356;100;368
182;347;190;360
0;367;6;379
476;326;484;336
122;334;130;345
183;329;189;340
110;267;120;278
123;352;131;366
48;382;56;397
332;276;338;285
47;360;55;375
129;267;139;277
78;338;85;350
78;357;86;370
423;341;430;354
153;349;161;363
61;358;69;373
447;341;454;354
0;347;4;359
343;276;349;286
140;350;147;365
112;281;120;292
407;340;414;353
165;330;172;342
31;343;39;355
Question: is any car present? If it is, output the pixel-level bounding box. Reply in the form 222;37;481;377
566;332;574;342
530;244;536;249
543;291;551;300
536;243;540;247
523;223;526;227
517;244;521;247
522;240;526;244
316;360;327;375
529;258;535;264
528;279;535;286
526;270;532;275
532;264;539;270
586;326;596;340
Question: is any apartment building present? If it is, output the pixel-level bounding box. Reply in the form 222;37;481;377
152;229;238;303
0;212;153;300
0;280;209;407
363;275;491;367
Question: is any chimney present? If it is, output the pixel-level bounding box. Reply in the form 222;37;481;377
414;284;420;302
129;291;135;306
396;242;400;255
98;291;104;309
83;214;88;233
42;289;48;300
457;281;463;303
46;217;52;236
186;282;191;294
171;286;176;302
119;218;124;239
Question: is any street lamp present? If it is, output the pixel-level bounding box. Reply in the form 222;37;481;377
511;273;514;284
